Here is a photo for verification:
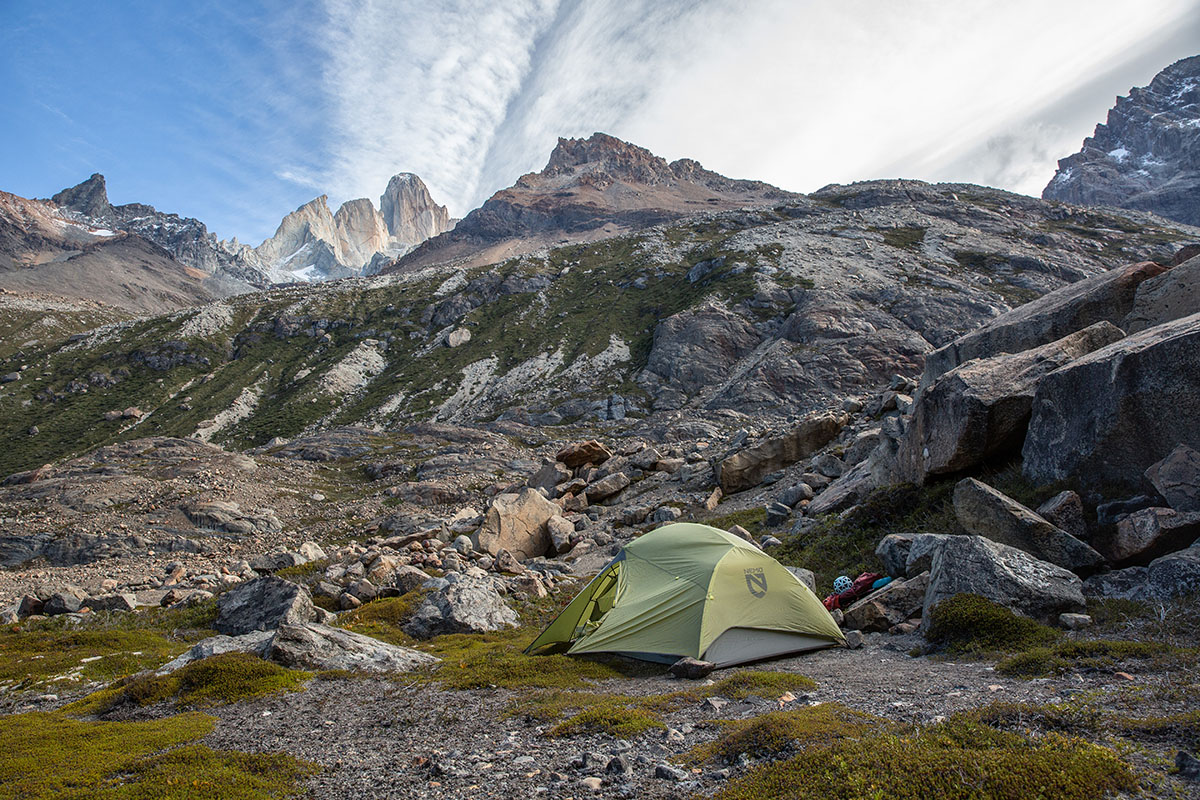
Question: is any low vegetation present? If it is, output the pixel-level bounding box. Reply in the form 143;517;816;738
713;717;1136;800
684;702;880;764
64;652;311;716
0;711;316;800
995;639;1193;678
925;593;1061;655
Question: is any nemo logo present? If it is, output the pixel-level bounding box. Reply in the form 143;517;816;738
744;567;767;598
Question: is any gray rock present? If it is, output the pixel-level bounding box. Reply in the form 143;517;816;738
528;460;571;493
1144;444;1200;512
765;501;793;527
784;566;816;594
812;453;846;478
953;478;1103;572
1084;544;1200;601
649;506;683;524
923;535;1086;624
1177;750;1200;781
184;501;281;535
876;534;915;577
1124;255;1200;333
669;657;716;679
1058;613;1093;630
158;631;274;673
900;322;1125;483
718;413;848;493
250;551;307;573
1023;312;1200;493
84;593;138;613
777;482;815;508
547;514;577;554
585;472;630;502
1037;491;1088;540
1095;508;1200;566
921;260;1169;387
843;572;929;632
266;622;439;672
43;591;83;616
843;630;864;649
806;460;874;516
391;564;433;594
215;576;315;635
1097;495;1159;527
403;577;519;639
655;763;691;781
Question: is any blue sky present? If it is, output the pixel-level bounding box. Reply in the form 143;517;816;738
2;1;1198;243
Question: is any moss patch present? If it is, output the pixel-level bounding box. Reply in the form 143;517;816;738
685;702;880;764
995;639;1194;678
925;594;1061;656
65;653;311;716
714;717;1135;800
0;711;316;799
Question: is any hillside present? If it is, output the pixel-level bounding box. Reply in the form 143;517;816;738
0;179;1190;477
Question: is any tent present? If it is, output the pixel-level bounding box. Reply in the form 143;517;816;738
525;522;845;667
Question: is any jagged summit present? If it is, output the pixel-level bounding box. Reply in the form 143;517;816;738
379;172;451;244
1044;54;1200;226
51;173;112;218
389;132;794;272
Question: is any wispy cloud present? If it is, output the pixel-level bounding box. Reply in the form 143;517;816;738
315;0;1199;217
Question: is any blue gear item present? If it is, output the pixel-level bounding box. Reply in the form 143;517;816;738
833;575;853;595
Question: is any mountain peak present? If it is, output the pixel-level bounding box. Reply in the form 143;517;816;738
52;173;112;218
543;133;674;183
380;172;451;243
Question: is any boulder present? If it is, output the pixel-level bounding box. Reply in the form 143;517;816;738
585;472;630;503
1094;508;1200;566
157;631;274;673
16;594;43;618
403;578;519;639
391;564;433;594
843;572;929;632
922;535;1086;624
1023;312;1200;493
1144;444;1200;512
953;479;1103;572
249;551;307;573
921;260;1169;387
556;440;612;468
83;593;138;613
183;501;281;535
1123;254;1200;333
900;322;1125;483
43;591;83;616
215;576;315;635
266;623;439;672
784;566;816;594
777;483;814;508
718;413;848;493
876;533;958;578
1084;544;1200;601
528;460;571;493
475;488;559;561
546;515;576;554
805;460;874;516
1036;491;1088;540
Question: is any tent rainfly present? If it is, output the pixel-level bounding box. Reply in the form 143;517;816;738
525;522;845;667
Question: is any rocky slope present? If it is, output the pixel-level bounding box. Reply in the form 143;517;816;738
1044;54;1200;225
388;133;796;272
0;179;1190;478
256;173;453;282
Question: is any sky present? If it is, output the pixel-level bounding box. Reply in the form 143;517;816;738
2;0;1197;243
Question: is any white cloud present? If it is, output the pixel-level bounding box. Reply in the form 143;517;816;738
312;0;1199;216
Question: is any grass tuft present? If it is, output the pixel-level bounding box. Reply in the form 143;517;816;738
925;594;1061;656
685;702;880;764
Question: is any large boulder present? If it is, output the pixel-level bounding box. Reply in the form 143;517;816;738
922;535;1086;624
555;440;611;468
1094;507;1200;566
1036;491;1088;540
953;479;1103;573
719;412;848;493
1084;544;1200;601
843;572;929;632
585;472;630;503
183;501;281;535
475;488;559;561
1022;312;1200;492
403;578;519;639
266;623;439;672
215;576;315;635
1123;254;1200;333
1144;444;1200;512
876;533;956;578
805;459;874;516
920;260;1169;387
900;322;1125;483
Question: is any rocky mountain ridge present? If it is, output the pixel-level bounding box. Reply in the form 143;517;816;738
388;132;796;272
1044;54;1200;226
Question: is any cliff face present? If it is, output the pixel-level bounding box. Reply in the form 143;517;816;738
1044;55;1200;226
388;133;795;272
379;173;453;245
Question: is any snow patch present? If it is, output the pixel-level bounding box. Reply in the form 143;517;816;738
317;341;386;396
1107;147;1130;162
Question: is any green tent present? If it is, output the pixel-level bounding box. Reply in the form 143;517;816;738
525;522;845;667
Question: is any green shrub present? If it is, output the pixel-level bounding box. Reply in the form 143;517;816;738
65;653;310;715
714;717;1135;800
925;594;1060;655
0;711;316;799
547;701;665;738
686;702;880;764
995;639;1190;678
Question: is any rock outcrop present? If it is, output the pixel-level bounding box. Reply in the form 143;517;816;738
475;488;560;560
403;577;519;638
215;576;316;636
900;322;1124;482
1044;55;1200;226
1022;312;1200;492
379;173;452;245
719;413;848;493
